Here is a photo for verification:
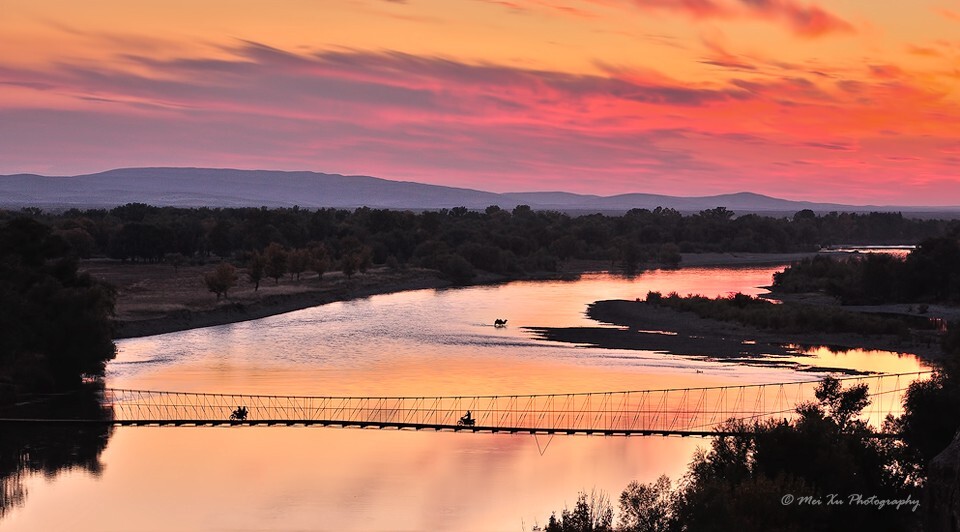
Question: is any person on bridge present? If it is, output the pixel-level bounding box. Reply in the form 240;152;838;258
231;405;248;420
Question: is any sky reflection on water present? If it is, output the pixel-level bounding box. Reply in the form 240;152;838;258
4;267;930;531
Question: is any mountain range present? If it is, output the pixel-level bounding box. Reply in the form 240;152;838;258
1;167;956;215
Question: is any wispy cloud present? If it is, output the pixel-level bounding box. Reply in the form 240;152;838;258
736;0;854;37
475;0;854;37
907;45;942;57
0;38;957;202
937;8;960;22
629;0;854;37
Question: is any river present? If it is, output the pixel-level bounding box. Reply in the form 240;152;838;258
3;265;929;531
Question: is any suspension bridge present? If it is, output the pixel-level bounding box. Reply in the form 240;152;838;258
4;371;931;437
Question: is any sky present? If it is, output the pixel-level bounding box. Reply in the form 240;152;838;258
1;1;959;204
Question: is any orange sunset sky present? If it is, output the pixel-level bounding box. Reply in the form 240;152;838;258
2;0;959;204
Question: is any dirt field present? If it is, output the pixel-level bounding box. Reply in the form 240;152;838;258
80;261;451;338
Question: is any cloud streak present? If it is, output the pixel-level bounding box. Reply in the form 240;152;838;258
736;0;854;37
476;0;854;37
0;37;957;203
620;0;854;37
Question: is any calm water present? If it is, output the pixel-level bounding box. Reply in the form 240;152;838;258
4;267;929;531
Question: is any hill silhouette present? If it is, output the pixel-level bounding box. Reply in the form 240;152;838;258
2;167;957;214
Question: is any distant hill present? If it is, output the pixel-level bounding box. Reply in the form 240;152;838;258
1;167;956;215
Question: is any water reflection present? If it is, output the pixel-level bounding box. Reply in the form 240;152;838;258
107;269;823;396
2;267;934;531
0;385;113;518
6;427;701;531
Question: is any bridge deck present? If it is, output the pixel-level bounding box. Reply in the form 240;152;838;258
0;417;904;438
4;371;928;438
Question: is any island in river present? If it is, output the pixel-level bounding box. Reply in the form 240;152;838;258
528;298;945;363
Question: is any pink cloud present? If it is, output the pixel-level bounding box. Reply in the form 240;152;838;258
632;0;729;18
1;41;958;203
868;64;904;79
738;0;854;37
479;0;854;37
628;0;853;37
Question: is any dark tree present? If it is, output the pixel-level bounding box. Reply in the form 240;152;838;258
248;251;266;291
308;242;330;281
287;249;309;281
340;253;358;279
204;262;237;299
617;476;673;532
263;242;287;284
0;218;116;395
545;490;613;532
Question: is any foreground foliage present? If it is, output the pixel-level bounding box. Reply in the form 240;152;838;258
0;218;116;399
540;378;926;531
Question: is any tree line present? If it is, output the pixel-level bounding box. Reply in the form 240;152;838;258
773;236;960;304
6;205;959;280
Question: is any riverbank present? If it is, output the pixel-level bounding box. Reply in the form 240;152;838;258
528;298;945;363
80;261;444;339
84;261;582;339
87;252;819;340
768;291;960;323
673;251;819;267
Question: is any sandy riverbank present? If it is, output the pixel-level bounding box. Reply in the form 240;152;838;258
81;261;452;339
88;252;819;340
768;291;960;323
87;261;581;339
527;299;945;363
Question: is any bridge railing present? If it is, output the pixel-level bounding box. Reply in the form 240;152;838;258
103;371;929;432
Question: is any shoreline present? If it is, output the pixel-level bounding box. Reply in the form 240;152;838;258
113;271;451;339
109;267;583;339
105;252;818;340
528;299;945;365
